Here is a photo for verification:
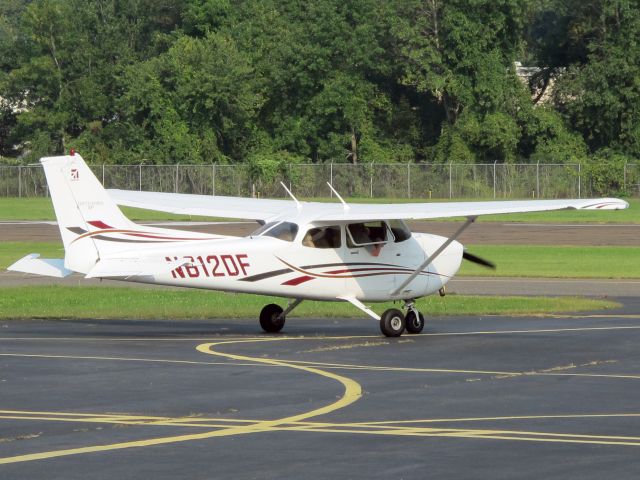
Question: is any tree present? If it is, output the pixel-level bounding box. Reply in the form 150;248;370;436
532;0;640;158
114;32;262;163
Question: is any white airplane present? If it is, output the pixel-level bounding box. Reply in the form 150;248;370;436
9;153;629;336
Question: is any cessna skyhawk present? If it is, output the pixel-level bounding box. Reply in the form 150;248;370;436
8;154;629;336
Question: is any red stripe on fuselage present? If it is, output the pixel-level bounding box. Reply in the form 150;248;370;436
88;220;113;229
282;275;315;286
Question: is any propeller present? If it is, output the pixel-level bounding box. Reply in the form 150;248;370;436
463;250;496;270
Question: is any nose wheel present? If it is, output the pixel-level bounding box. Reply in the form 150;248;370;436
405;309;425;334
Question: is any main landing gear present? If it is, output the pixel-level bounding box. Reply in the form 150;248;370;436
259;304;285;333
259;297;425;338
259;299;303;333
379;301;425;337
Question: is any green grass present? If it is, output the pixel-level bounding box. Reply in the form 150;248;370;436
1;242;64;268
458;245;640;278
0;197;637;223
2;242;638;278
0;286;618;319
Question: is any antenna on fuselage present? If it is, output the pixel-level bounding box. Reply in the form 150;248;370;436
280;181;301;212
326;182;350;212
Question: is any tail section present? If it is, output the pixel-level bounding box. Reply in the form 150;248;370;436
9;153;226;278
34;153;225;276
41;154;136;273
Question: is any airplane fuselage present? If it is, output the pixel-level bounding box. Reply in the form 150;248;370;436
109;232;463;302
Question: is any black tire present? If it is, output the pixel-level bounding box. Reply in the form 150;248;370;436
405;310;425;334
260;304;285;333
380;308;405;337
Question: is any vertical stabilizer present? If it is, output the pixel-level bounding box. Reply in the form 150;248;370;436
41;154;134;273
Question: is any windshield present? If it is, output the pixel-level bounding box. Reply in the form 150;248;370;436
261;222;298;242
250;221;278;236
388;219;411;242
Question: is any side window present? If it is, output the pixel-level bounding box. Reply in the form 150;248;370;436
346;221;390;248
262;222;298;242
388;219;411;243
302;226;341;249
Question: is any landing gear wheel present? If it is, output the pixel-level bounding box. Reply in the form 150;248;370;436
260;304;285;333
405;310;425;334
380;308;405;337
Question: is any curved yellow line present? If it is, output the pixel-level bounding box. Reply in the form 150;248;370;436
0;338;362;465
195;339;362;424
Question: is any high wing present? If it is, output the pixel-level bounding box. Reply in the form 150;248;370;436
108;189;628;222
316;197;629;221
108;189;293;221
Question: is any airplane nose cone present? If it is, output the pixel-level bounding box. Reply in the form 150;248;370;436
419;235;464;290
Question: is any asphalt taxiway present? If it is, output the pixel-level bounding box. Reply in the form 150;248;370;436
2;298;640;479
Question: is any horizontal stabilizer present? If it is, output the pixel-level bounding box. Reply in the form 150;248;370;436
7;254;73;278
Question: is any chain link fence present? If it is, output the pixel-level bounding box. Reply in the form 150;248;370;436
0;162;638;199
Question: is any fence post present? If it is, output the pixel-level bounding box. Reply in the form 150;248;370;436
139;164;142;191
18;165;22;197
578;163;581;199
536;162;540;198
407;162;411;199
330;161;333;197
289;163;292;191
493;161;497;198
449;163;452;198
175;164;178;193
623;162;627;192
212;164;216;196
370;162;374;198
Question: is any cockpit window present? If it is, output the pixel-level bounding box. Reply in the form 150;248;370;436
250;221;278;237
346;221;392;248
388;219;411;242
261;221;298;242
302;226;341;248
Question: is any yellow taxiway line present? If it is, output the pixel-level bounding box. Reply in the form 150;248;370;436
0;337;362;465
2;324;640;464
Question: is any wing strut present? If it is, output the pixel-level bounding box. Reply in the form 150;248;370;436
390;216;477;297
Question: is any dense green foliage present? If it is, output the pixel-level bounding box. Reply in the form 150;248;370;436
1;1;638;181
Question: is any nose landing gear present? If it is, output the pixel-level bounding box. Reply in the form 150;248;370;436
404;309;425;334
404;300;425;334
